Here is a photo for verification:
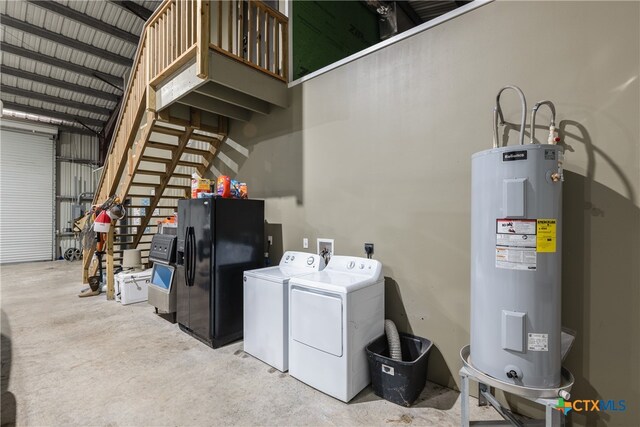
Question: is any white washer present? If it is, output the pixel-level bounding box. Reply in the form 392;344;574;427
244;251;325;372
288;255;384;402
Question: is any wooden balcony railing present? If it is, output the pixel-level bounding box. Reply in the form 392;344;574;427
211;0;289;81
147;0;199;84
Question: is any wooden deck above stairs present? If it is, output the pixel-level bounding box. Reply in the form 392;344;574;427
83;0;288;289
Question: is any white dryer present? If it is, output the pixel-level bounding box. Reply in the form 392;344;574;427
288;255;384;402
243;251;325;372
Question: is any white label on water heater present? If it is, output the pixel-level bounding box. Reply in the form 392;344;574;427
528;333;549;351
495;219;537;270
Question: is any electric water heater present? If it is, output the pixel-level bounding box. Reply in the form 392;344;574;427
470;86;564;388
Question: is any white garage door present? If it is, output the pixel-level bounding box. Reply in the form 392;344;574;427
0;128;55;263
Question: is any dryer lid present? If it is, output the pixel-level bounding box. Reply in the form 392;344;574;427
290;271;381;293
289;256;383;293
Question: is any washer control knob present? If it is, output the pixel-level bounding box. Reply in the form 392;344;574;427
307;257;314;265
291;255;295;261
359;263;365;269
286;255;290;260
348;261;355;269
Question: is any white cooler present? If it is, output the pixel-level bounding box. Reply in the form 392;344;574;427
115;269;152;305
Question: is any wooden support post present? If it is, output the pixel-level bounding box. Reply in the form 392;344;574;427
82;247;92;284
191;107;201;128
282;21;288;81
106;226;115;300
127;148;134;176
158;109;171;122
197;0;210;79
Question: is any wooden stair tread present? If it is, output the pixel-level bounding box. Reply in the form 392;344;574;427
191;134;220;143
136;169;166;177
128;194;186;199
135;171;192;181
131;184;190;190
130;182;159;187
140;156;203;168
177;160;201;168
152;126;185;137
145;141;179;151
140;155;171;164
152;126;220;144
146;141;210;156
130;182;189;189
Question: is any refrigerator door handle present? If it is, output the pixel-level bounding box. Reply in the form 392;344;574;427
189;227;196;286
184;227;191;287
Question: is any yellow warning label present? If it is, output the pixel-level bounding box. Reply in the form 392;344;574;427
536;219;556;253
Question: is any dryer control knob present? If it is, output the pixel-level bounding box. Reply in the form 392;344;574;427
359;263;365;269
291;256;295;261
307;257;314;265
348;261;355;269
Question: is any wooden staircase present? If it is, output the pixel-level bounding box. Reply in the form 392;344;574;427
82;0;289;294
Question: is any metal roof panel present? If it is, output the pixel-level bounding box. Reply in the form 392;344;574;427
2;0;163;131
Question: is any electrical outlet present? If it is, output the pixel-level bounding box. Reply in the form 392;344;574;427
365;243;374;257
303;238;308;249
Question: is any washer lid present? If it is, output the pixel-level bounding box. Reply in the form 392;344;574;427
244;265;318;283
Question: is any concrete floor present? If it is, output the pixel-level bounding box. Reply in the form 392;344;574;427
1;261;498;426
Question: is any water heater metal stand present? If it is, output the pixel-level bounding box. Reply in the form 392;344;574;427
459;345;574;427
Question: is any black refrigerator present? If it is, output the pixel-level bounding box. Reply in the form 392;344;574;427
176;198;264;348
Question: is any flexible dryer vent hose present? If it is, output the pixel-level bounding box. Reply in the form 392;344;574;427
385;319;402;361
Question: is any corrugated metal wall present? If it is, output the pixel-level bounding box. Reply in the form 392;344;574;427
56;132;100;258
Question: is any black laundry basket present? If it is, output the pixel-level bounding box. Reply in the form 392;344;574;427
366;332;433;406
